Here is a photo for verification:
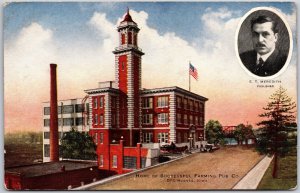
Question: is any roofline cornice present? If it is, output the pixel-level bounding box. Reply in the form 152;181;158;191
84;87;120;95
141;86;208;101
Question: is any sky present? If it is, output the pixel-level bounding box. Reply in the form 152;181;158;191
3;2;297;133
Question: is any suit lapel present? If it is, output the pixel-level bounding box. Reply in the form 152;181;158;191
262;49;279;75
264;49;278;66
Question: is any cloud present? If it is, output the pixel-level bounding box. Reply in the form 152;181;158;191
4;23;57;132
5;22;57;101
87;10;201;89
133;11;204;88
276;6;297;34
88;12;117;40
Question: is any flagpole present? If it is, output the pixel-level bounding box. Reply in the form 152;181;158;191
189;61;191;92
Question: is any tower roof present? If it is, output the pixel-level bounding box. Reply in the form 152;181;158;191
121;8;135;23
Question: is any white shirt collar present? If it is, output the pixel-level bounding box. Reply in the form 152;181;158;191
256;47;275;63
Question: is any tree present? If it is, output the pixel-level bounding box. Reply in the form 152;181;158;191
60;128;97;160
205;120;225;145
256;86;296;178
233;124;253;145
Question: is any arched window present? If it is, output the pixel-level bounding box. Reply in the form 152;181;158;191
134;34;137;46
128;32;132;44
121;34;125;45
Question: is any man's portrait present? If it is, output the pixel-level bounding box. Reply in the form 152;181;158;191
237;8;292;78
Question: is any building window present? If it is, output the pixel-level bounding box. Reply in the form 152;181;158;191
143;132;153;143
128;31;132;44
189;100;194;111
121;98;126;109
157;96;168;108
44;144;50;157
133;34;137;46
120;114;123;126
184;114;188;125
75;104;84;113
99;114;104;125
121;33;125;45
94;114;98;125
99;155;104;167
112;114;116;125
44;132;50;139
120;114;126;126
44;107;50;115
123;114;126;125
195;102;199;112
184;99;188;109
200;103;204;113
142;114;153;125
195;116;198;125
61;105;74;114
100;133;104;144
123;156;137;169
76;117;84;126
158;113;168;124
63;118;74;126
199;116;204;126
99;97;104;108
94;133;98;145
189;115;193;125
112;155;117;168
142;97;153;109
177;97;182;108
93;97;98;109
44;119;50;127
111;97;116;108
45;106;76;115
158;133;169;143
177;132;181;143
177;114;182;124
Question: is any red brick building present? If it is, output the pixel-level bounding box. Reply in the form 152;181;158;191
84;10;208;173
5;161;100;190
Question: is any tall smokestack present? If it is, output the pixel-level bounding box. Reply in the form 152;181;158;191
50;63;59;162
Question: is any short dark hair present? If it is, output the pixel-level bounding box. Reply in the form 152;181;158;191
251;15;278;33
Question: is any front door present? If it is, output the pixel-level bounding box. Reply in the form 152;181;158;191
189;125;196;148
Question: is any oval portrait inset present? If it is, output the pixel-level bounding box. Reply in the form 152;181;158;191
236;7;293;79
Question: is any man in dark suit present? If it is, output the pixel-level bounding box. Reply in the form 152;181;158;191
240;15;287;77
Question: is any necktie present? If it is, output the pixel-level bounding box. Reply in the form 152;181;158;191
254;57;264;73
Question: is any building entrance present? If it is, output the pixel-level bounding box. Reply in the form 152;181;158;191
189;125;196;148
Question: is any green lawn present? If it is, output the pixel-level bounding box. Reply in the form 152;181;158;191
257;154;297;190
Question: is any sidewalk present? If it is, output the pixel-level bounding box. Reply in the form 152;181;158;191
232;155;273;189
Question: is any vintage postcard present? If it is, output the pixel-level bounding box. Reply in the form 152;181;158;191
3;1;297;190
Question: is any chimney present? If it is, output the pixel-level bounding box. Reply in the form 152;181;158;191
50;63;59;162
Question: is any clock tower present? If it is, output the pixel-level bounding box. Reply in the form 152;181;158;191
113;9;144;146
